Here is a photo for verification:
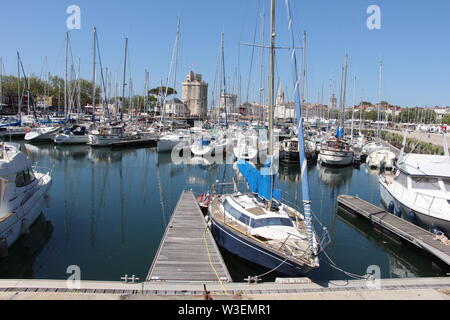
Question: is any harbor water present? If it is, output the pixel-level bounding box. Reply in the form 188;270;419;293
0;143;446;282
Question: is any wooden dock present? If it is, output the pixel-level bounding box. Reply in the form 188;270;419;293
147;190;232;283
337;195;450;267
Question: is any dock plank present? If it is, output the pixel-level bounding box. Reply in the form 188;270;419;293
147;190;232;282
337;195;450;266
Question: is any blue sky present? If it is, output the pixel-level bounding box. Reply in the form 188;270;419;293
1;0;450;107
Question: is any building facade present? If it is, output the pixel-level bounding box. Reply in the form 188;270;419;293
181;71;208;118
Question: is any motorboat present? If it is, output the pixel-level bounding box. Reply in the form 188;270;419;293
54;125;89;145
24;126;61;142
366;149;396;170
379;153;450;236
0;143;52;257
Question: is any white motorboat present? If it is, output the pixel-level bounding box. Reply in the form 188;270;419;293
366;149;396;170
54;125;89;145
24;126;61;142
0;143;52;257
379;153;450;236
362;141;385;156
318;138;354;166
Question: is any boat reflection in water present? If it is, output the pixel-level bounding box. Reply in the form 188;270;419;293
317;165;353;188
0;214;53;278
88;147;137;164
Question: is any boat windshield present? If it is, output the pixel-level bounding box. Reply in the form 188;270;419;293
251;217;294;229
411;177;441;191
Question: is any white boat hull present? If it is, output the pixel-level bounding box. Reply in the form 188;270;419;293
0;172;52;250
318;150;354;166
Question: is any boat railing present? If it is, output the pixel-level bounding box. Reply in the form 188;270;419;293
33;165;53;180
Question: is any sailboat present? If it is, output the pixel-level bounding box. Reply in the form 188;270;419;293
362;62;388;159
208;0;320;277
318;55;354;167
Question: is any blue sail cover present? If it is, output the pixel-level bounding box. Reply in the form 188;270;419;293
335;127;344;138
238;160;278;201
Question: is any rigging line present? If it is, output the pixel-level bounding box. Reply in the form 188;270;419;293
95;31;110;118
245;0;262;103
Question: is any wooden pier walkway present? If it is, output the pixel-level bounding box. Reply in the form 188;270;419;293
147;191;232;283
337;195;450;267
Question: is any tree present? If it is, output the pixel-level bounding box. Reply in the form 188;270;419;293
442;114;450;125
149;86;177;96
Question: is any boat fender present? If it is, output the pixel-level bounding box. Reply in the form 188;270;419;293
387;201;395;214
20;218;30;235
406;211;417;224
207;221;212;229
394;207;402;218
429;226;443;236
0;238;7;258
205;215;210;223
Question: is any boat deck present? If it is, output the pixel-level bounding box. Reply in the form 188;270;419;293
337;195;450;266
147;191;231;283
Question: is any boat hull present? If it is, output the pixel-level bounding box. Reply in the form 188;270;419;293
318;150;354;166
380;181;450;236
54;134;89;145
210;217;315;277
0;173;52;251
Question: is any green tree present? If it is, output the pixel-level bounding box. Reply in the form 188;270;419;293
149;86;177;96
442;114;450;125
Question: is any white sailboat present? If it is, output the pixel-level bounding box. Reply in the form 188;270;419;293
318;55;354;167
208;0;320;277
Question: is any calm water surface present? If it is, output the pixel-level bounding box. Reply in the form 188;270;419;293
0;143;446;282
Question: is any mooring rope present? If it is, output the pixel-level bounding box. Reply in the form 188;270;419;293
203;227;229;295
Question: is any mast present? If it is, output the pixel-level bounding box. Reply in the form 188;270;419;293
268;0;275;159
285;0;315;250
92;27;97;120
17;52;22;123
350;75;356;142
377;61;383;143
301;32;307;121
221;32;229;129
259;10;265;126
64;32;69;123
340;55;348;131
78;57;81;117
121;37;128;121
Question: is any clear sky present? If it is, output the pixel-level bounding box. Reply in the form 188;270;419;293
1;0;450;108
